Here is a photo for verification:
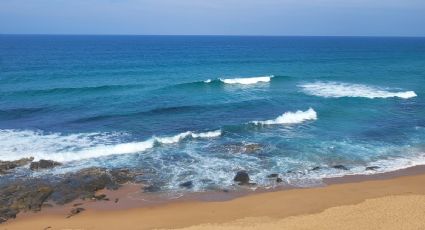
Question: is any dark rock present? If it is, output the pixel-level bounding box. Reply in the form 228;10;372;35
30;160;62;170
109;169;138;185
0;167;139;223
332;165;348;170
234;171;250;185
366;166;380;171
51;167;138;205
0;180;53;223
311;166;321;171
267;173;279;178
179;181;194;189
143;185;161;193
0;157;34;174
50;167;113;204
67;207;85;218
276;178;283;183
114;198;119;203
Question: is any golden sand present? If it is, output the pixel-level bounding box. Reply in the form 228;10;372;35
3;173;425;230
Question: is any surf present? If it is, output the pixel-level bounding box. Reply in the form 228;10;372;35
299;81;417;99
251;108;317;125
218;75;274;85
0;129;222;162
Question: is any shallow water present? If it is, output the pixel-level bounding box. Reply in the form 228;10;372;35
1;35;424;192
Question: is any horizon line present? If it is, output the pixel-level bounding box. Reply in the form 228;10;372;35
1;33;425;38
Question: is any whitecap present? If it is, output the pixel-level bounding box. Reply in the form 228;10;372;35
251;108;317;125
0;129;221;162
219;75;273;85
300;81;417;99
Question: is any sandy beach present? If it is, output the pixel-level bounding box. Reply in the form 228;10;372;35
3;169;425;230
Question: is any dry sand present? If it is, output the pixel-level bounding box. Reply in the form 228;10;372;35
3;172;425;230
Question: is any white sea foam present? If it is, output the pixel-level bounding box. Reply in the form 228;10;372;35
203;79;212;83
300;81;417;99
0;129;221;162
251;108;317;125
219;75;273;85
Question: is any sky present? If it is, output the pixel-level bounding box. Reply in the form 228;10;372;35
1;0;425;36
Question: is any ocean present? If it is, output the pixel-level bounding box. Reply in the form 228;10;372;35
1;35;424;191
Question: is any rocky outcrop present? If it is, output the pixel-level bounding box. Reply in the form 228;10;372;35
0;157;34;174
0;167;139;223
30;160;62;170
234;171;250;185
0;180;52;223
179;181;194;189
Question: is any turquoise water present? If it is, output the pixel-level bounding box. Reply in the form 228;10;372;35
1;35;424;191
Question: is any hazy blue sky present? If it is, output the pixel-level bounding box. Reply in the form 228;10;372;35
1;0;424;36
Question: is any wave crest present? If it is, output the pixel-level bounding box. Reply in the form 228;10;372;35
300;81;417;99
0;129;221;162
218;75;274;85
251;108;317;125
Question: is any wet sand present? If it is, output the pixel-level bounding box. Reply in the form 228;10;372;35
3;166;425;230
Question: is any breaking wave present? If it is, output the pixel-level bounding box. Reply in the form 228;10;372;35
218;75;274;85
251;108;317;125
0;129;221;162
300;81;417;99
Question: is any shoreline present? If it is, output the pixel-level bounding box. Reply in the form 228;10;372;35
4;164;425;229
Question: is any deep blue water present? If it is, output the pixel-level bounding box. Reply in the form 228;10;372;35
1;35;424;191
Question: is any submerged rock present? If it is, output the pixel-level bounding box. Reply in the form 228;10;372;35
243;143;262;153
276;178;283;183
30;160;62;170
311;166;321;171
214;142;262;154
332;165;348;170
0;157;34;174
179;181;194;189
366;166;380;171
234;171;250;185
267;173;279;178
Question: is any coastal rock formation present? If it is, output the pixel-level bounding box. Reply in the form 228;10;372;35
0;180;52;223
0;157;34;174
51;167;138;204
234;171;250;185
0;167;139;223
30;160;62;170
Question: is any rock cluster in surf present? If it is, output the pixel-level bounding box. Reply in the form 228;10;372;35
0;158;140;223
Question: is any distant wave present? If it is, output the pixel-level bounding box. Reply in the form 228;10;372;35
3;84;146;96
300;81;417;99
218;75;274;85
0;107;48;119
0;129;221;162
251;108;317;125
